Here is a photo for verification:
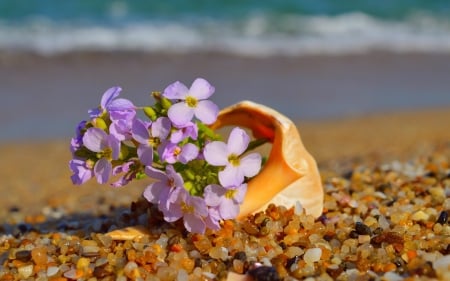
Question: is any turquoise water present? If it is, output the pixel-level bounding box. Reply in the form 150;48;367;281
1;0;450;55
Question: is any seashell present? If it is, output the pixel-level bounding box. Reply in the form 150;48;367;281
211;100;323;219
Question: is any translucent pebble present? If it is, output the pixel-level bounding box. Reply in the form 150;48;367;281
294;201;303;215
433;255;450;279
18;264;34;279
285;246;304;258
177;269;188;281
304;248;322;264
208;246;228;261
411;210;430;221
157;266;177;281
378;215;390;230
124;261;139;278
383;271;404;281
31;247;48;265
47;266;59;277
77;257;91;270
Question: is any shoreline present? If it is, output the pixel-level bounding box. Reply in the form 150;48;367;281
2;50;450;141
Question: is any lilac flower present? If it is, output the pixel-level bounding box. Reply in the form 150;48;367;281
163;78;219;126
109;115;134;141
132;117;171;165
111;161;139;187
204;207;222;231
143;165;184;208
89;86;135;121
82;127;120;184
159;141;199;164
170;122;198;144
204;183;247;220
69;158;94;185
163;187;208;234
70;120;87;153
203;127;262;186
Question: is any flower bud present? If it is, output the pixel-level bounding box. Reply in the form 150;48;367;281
161;97;172;110
143;106;157;121
92;118;108;131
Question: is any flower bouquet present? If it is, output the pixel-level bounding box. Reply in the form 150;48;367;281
70;78;323;235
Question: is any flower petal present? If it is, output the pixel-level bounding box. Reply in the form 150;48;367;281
178;143;199;163
189;78;215;100
143;182;164;204
219;198;239;219
94;158;112;184
194;100;219;124
219;165;244;187
204;184;224;207
138;145;153;166
100;86;121;108
184;213;206;234
82;128;107;152
240;153;262;178
152;117;172;140
168;102;194;126
227;127;250;156
203;141;229;166
145;166;168;181
132;119;151;144
163;81;189;99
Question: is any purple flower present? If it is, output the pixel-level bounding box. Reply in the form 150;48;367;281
89;86;135;121
164;187;208;234
203;127;262;186
163;78;219;126
69;158;94;185
159;141;199;164
204;207;221;231
204;183;247;220
132;117;171;165
109;115;134;141
143;165;184;208
70;120;87;153
111;161;139;187
170;122;198;144
82;127;120;184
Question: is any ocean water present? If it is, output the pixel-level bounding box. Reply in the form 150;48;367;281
1;0;450;56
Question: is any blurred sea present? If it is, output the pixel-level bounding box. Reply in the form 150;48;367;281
2;0;450;56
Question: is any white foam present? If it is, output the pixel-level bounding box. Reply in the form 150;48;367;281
1;12;450;56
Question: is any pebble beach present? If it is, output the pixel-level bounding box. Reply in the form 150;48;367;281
1;108;449;280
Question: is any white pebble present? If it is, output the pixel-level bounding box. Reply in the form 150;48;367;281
383;271;404;281
18;264;33;279
46;266;59;277
209;246;228;261
304;248;322;264
177;269;188;281
294;201;303;215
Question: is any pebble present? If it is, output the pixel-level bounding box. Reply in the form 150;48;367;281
31;246;47;265
436;211;448;224
17;264;33;279
303;248;322;265
248;266;280;281
46;266;59;277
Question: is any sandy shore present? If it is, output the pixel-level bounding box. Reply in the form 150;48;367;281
1;108;449;221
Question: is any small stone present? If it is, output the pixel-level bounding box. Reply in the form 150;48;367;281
18;264;33;279
355;222;372;235
15;250;31;262
411;210;430;221
208;246;228;261
77;257;91;270
436;211;448;225
248;266;280;281
47;266;59;277
304;248;322;265
82;245;100;257
31;247;47;265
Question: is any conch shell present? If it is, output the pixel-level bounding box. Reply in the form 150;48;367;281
211;100;323;219
107;101;323;240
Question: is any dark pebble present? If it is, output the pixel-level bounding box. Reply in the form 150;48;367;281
15;250;31;262
355;222;372;235
326;266;344;279
13;223;33;237
285;255;300;270
8;206;20;213
233;251;247;262
436;211;448;225
248;266;280;281
349;230;359;239
93;266;109;278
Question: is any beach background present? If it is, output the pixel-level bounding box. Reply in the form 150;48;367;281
1;0;450;219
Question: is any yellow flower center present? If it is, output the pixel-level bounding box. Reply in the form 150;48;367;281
228;154;240;167
181;202;194;214
225;189;237;199
174;147;182;156
100;147;113;160
148;137;160;147
185;95;198;108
